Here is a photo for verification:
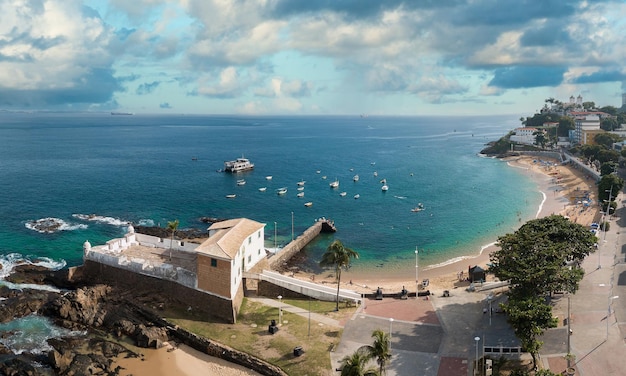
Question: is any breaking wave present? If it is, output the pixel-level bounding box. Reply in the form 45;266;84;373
25;217;87;233
72;214;130;227
0;314;85;354
0;253;66;279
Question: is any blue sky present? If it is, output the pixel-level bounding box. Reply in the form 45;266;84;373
1;0;625;116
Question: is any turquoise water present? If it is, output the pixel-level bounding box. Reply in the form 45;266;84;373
0;113;541;276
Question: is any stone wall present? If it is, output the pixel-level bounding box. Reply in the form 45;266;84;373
77;261;238;323
268;221;322;270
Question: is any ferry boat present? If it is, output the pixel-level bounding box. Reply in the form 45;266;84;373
224;156;254;173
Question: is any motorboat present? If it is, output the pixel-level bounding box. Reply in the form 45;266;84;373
297;192;305;198
266;176;273;180
304;202;313;207
258;187;267;192
276;187;288;195
322;176;327;180
381;184;389;191
237;179;246;186
373;171;378;177
354;194;360;199
339;192;347;197
353;174;359;182
225;194;236;199
224;156;254;172
297;180;306;186
297;186;305;191
329;179;339;188
411;203;425;212
316;170;321;174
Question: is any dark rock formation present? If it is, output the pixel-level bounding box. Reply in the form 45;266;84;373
0;289;58;323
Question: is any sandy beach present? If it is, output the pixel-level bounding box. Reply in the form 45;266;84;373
292;155;602;295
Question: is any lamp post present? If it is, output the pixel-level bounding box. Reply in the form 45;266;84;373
607;295;619;340
474;336;481;376
487;295;493;326
567;294;571;368
602;187;613;243
278;295;283;326
389;318;394;353
415;247;419;294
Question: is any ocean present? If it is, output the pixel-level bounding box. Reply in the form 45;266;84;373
0;113;541;278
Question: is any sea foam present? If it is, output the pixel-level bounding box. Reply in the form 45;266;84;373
25;217;88;233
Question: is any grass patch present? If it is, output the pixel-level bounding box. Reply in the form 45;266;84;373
165;297;357;376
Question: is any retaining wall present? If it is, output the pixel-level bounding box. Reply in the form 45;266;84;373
268;221;323;269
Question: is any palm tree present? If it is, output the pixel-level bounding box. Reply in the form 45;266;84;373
362;329;392;376
167;219;179;261
319;239;359;311
339;348;379;376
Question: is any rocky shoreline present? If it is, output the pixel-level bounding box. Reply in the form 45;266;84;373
0;264;284;376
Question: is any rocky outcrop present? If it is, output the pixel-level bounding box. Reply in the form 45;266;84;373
42;285;110;328
0;288;58;323
46;337;137;375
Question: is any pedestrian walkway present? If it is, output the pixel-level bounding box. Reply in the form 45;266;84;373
247;297;342;328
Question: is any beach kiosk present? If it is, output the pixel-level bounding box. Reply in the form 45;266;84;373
469;265;486;283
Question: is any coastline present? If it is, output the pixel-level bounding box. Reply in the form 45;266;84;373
295;155;601;294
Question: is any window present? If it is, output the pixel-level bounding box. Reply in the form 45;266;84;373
248;237;251;244
210;258;217;267
258;231;261;238
248;255;251;263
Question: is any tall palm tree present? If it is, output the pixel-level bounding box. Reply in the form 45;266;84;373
319;239;359;311
339;348;379;376
167;219;179;261
362;329;392;376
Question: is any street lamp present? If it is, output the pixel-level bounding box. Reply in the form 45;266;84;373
415;247;419;294
602;187;613;243
487;294;493;326
389;318;394;352
567;294;571;368
278;295;283;326
474;336;481;376
607;295;619;340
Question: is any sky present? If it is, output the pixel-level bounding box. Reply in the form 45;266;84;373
1;0;626;116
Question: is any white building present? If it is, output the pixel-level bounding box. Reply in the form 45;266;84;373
574;114;601;144
510;127;540;145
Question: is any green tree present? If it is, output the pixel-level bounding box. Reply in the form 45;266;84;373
582;101;596;111
599;105;618;116
167;219;179;261
558;117;575;138
490;215;595;296
598;174;624;203
594;132;623;149
533;130;547;149
320;239;359;311
600;162;618;176
362;329;392;376
503;293;558;370
601;117;619;131
339;348;379;376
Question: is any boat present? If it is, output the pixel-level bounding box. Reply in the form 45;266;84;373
225;194;236;199
353;175;359;182
371;162;376;166
297;180;306;186
322;176;327;180
329;179;339;188
297;192;305;198
316;170;321;174
266;176;273;180
411;203;425;212
191;157;198;161
381;184;389;191
339;192;347;197
304;202;313;207
297;186;305;191
276;187;287;195
236;179;246;186
380;178;387;184
258;187;267;192
354;194;360;199
224;156;254;173
373;171;378;177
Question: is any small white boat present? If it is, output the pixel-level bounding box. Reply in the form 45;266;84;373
304;202;313;207
381;185;389;191
411;203;425;212
380;178;387;184
297;180;306;186
297;186;305;191
322;176;327;180
276;187;287;195
266;176;273;180
297;192;305;198
354;194;360;199
329;179;339;188
373;171;378;177
371;162;376;166
316;170;321;174
339;192;347;197
225;194;236;199
237;179;246;186
353;174;359;182
258;187;267;192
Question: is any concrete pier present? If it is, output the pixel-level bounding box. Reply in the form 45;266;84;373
268;218;335;270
